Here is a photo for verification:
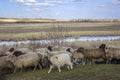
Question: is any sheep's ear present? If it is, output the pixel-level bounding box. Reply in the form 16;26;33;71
47;46;53;51
9;48;15;52
66;48;71;52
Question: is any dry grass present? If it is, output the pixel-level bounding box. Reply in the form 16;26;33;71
0;18;57;23
0;31;120;41
0;22;120;41
69;40;120;49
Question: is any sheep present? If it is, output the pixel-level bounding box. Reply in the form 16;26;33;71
34;48;50;57
72;49;85;65
47;46;74;57
76;44;107;64
7;52;42;73
0;56;14;70
48;46;73;52
105;47;120;64
47;52;73;73
34;48;51;68
35;47;73;69
0;49;7;57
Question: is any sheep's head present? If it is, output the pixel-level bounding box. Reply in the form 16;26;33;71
104;47;109;53
76;47;84;53
47;46;53;51
66;47;74;53
9;48;15;52
7;55;17;63
99;44;106;49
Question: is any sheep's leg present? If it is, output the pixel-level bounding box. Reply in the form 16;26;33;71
70;63;73;70
57;66;61;72
66;66;70;70
20;68;22;73
33;65;37;71
88;58;92;65
14;67;17;73
48;65;53;73
81;59;85;66
67;62;73;70
74;59;79;64
38;63;42;70
103;58;107;64
85;58;88;64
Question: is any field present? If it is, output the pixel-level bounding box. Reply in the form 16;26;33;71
0;20;120;80
1;64;120;80
0;22;120;41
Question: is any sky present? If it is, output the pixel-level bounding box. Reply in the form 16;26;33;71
0;0;120;20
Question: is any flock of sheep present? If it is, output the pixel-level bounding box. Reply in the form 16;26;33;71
0;44;120;74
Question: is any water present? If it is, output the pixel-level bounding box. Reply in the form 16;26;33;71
66;36;120;42
0;36;120;46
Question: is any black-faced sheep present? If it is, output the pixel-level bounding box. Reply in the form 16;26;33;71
5;47;30;57
76;44;107;64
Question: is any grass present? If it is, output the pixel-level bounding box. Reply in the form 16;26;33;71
2;64;120;80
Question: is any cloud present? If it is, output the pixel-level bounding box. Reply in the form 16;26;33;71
44;0;83;3
24;2;53;6
94;5;105;11
112;0;120;4
11;0;36;3
25;8;41;16
96;5;105;8
26;8;40;12
11;0;84;7
11;0;53;7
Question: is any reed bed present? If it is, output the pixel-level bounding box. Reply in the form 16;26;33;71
0;30;120;41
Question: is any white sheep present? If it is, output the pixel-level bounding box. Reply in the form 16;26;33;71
47;51;72;57
47;53;73;73
7;51;42;73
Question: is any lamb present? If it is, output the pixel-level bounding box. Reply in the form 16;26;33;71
7;52;42;73
47;52;73;73
105;47;120;64
76;44;107;64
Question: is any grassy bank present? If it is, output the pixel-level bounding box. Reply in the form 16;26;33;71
2;64;120;80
